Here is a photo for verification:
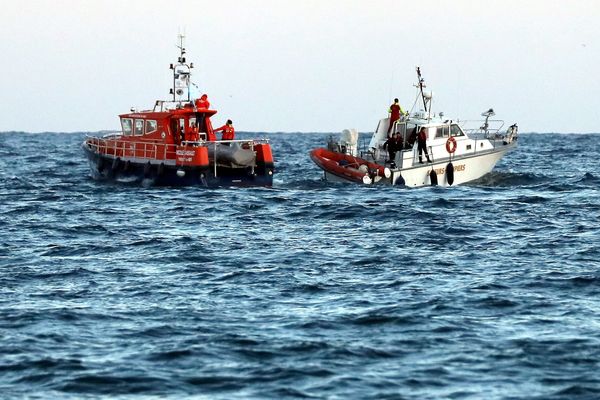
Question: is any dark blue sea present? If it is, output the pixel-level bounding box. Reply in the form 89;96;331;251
1;131;599;399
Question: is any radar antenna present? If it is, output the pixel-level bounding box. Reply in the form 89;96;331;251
480;108;495;135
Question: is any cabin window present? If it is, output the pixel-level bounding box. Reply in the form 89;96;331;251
145;120;157;134
435;126;450;139
451;124;465;137
134;119;144;136
121;118;132;136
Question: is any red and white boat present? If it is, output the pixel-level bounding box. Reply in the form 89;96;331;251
82;35;274;187
310;68;518;187
310;146;390;185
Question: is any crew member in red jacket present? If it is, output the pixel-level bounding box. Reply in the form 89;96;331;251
195;94;210;109
417;126;431;164
214;119;235;143
387;98;404;133
189;122;199;142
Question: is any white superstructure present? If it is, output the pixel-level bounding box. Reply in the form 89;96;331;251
316;67;518;187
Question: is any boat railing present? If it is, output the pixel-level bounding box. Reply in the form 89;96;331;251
86;135;270;163
85;136;177;160
181;138;270;147
460;119;505;139
100;132;122;139
152;100;191;112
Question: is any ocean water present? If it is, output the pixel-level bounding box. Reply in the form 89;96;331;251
0;131;599;399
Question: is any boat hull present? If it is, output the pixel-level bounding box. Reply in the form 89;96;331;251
82;143;273;187
391;144;514;187
313;143;515;188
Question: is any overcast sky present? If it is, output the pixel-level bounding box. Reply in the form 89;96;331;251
1;0;598;133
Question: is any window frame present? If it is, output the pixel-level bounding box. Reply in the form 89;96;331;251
435;125;450;139
451;124;465;137
145;119;157;135
121;118;133;136
134;119;144;136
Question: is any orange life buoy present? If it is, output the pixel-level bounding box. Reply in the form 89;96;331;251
446;136;457;154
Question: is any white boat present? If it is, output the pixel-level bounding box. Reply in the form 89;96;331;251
310;67;518;187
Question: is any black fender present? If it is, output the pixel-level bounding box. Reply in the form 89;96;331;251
143;162;152;178
96;157;105;172
446;162;454;186
157;162;165;177
429;169;438;186
111;157;120;171
107;157;120;178
394;172;405;186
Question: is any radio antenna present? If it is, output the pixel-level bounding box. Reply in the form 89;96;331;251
416;66;427;112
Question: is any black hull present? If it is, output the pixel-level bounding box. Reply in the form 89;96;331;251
82;144;273;187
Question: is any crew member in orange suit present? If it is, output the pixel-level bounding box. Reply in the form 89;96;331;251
189;122;199;142
213;119;235;143
195;94;210;109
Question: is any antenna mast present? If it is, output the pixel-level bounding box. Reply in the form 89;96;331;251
177;33;186;60
169;34;193;103
416;66;427;112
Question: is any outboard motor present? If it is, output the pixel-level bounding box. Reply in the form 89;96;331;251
339;129;359;156
327;129;359;155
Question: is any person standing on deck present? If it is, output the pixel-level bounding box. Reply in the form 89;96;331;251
394;130;404;152
417;126;431;164
189;122;199;142
387;98;404;134
195;94;210;109
214;119;235;143
383;132;400;165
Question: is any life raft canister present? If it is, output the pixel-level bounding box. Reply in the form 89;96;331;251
446;136;457;154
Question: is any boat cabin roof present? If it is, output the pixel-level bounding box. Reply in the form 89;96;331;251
119;107;217;120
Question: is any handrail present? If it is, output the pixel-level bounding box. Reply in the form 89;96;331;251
85;135;268;163
182;138;270;146
460;119;505;138
85;136;177;161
